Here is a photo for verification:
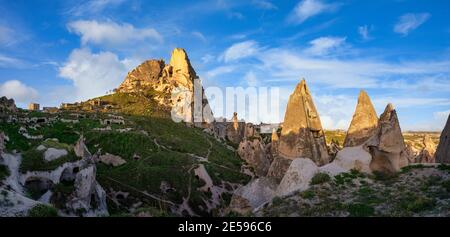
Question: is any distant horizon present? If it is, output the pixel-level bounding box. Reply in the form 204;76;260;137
1;0;449;131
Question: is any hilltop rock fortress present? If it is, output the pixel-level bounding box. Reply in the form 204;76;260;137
436;114;450;163
344;90;378;147
267;79;329;181
116;48;214;126
364;103;408;173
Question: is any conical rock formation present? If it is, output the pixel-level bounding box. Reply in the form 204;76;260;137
344;90;378;147
365;103;408;173
436;114;450;163
268;79;329;182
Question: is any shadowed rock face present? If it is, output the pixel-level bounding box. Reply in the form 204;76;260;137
436;115;450;163
344;90;378;147
365;103;408;173
277;79;329;165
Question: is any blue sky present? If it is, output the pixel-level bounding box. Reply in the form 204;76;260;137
0;0;449;131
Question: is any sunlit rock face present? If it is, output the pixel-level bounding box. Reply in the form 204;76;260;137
344;90;378;147
365;103;408;173
277;79;329;165
436;115;450;163
116;48;214;126
267;79;329;182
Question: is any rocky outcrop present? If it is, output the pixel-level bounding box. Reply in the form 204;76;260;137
99;153;126;167
74;135;91;159
415;135;436;163
237;138;271;177
0;132;6;153
226;112;245;144
269;79;329;181
344;90;378;147
327;145;372;174
229;177;277;215
365;104;408;173
276;158;319;197
116;48;214;127
0;96;17;114
436;114;450;163
44;148;68;162
66;165;108;217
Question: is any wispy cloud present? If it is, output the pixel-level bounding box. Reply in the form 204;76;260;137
192;31;207;42
394;13;431;36
358;25;373;41
287;0;339;24
0;54;26;68
65;0;127;16
205;65;235;79
67;20;163;47
221;40;260;62
304;36;346;56
252;0;277;10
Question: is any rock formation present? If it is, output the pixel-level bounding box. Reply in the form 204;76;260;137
237;138;271;177
226;112;245;144
0;132;6;153
436;114;450;163
0;96;17;114
365;103;408;173
344;90;378;147
229;177;277;215
116;48;214;126
268;79;329;182
415;135;436;163
276;158;319;197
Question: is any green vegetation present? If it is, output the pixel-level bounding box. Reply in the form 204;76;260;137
334;169;364;186
347;203;375;217
0;164;9;181
0;123;33;152
310;173;331;185
20;148;79;173
28;204;59;217
324;130;346;146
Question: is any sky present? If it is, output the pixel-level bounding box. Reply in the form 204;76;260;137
0;0;449;131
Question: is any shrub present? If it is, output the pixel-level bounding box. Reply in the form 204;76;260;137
347;203;374;217
299;190;315;199
0;164;9;181
28;204;58;217
310;173;331;185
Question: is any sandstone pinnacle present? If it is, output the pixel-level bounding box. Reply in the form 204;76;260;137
344;90;378;147
276;79;329;164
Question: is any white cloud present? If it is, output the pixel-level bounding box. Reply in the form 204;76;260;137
0;54;25;68
0;25;16;47
205;66;235;79
59;48;134;101
192;31;207;42
67;20;163;47
0;80;38;105
252;0;277;10
201;54;215;64
394;13;430;36
287;0;338;24
66;0;127;16
305;36;346;56
358;25;373;41
222;40;259;62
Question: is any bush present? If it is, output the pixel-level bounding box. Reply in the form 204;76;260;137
310;173;331;185
271;196;283;206
347;203;374;217
299;190;315;199
0;164;9;181
28;204;58;217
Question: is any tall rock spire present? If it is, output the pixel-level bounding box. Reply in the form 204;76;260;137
268;79;329;182
277;79;329;165
344;90;378;147
436;114;450;163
